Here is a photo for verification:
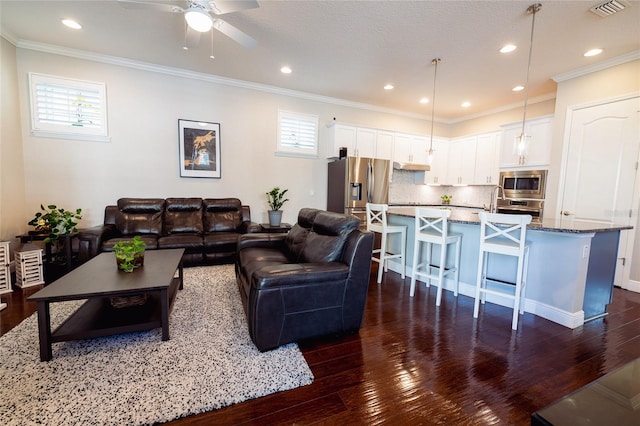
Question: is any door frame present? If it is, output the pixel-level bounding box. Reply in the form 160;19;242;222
557;92;640;290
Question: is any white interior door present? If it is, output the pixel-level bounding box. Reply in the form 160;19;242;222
560;96;640;290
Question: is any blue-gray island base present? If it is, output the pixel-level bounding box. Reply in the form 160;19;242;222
386;207;632;328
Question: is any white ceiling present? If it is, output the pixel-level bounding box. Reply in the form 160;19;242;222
2;0;639;121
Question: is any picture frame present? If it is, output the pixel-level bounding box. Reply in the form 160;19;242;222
178;119;221;178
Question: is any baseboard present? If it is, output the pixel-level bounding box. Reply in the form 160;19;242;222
385;259;585;329
626;279;640;293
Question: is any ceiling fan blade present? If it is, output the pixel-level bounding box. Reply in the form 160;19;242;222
207;0;259;15
117;0;184;13
212;19;257;48
185;25;202;49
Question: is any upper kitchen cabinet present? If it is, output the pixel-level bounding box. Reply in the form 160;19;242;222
473;131;501;184
394;133;429;165
375;130;394;160
328;123;385;159
424;137;449;185
447;136;477;185
500;116;552;168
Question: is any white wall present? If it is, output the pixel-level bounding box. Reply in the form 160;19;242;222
7;44;437;233
0;37;27;253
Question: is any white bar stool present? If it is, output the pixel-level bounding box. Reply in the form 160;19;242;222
474;212;532;330
410;208;461;306
366;203;406;284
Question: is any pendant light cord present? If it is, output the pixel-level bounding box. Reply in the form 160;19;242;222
520;4;541;137
429;58;440;158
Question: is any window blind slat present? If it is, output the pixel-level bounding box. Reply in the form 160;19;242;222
29;73;108;139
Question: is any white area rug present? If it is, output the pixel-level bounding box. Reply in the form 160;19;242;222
0;265;314;425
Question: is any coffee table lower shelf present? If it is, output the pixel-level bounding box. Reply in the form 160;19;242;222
52;277;180;343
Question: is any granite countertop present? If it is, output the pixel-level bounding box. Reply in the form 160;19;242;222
388;206;633;234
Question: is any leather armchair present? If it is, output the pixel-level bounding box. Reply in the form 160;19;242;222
235;208;374;352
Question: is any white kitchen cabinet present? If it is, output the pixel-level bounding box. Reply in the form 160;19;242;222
473;132;501;184
355;127;377;158
447;136;477;185
328;124;388;159
424;137;449;185
393;133;429;165
500;116;552;168
375;130;394;160
329;124;356;158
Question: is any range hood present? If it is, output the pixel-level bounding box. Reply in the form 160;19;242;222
393;161;431;171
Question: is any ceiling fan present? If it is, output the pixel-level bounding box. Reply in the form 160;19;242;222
117;0;259;49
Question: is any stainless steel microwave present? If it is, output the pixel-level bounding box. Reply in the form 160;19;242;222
499;170;547;200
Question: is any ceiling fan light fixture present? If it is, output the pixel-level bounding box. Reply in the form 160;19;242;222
185;7;213;32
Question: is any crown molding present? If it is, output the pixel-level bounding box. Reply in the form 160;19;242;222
1;30;18;46
553;50;640;83
12;39;434;122
447;93;556;124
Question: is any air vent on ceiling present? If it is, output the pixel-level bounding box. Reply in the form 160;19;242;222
589;0;631;17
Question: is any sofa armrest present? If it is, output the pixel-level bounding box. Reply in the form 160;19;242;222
77;224;117;261
252;263;349;290
237;233;287;250
239;220;261;234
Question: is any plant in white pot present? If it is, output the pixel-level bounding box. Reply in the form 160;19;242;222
266;187;289;227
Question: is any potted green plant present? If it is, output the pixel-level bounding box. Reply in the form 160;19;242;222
441;194;452;205
266;187;289;227
28;204;82;264
113;236;146;272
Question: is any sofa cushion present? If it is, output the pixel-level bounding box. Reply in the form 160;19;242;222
203;198;243;233
157;233;203;253
301;211;360;263
164;198;203;234
115;198;164;236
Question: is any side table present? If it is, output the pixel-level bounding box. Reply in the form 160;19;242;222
260;223;292;233
17;233;78;273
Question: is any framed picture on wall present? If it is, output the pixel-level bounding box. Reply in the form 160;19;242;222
178;119;221;178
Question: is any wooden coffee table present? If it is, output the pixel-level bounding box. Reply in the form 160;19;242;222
28;248;184;361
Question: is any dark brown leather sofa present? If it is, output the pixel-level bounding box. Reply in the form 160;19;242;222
235;208;374;352
78;197;260;266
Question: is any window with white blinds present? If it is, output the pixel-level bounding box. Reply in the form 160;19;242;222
277;110;318;158
29;73;109;141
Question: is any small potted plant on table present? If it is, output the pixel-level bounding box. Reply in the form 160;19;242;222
441;194;452;205
266;187;289;227
113;235;146;273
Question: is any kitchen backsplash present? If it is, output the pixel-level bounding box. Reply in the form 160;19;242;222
389;170;495;209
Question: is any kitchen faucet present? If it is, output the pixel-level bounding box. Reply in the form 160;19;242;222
489;185;505;213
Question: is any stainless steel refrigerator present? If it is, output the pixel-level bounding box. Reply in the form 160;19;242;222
327;157;390;225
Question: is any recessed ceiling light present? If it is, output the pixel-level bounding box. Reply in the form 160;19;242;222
512;85;525;92
61;19;82;30
384;84;394;90
280;66;292;74
461;101;471;108
500;44;516;53
419;98;429;104
584;48;603;57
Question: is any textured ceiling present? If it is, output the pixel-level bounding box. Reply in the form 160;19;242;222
1;1;639;121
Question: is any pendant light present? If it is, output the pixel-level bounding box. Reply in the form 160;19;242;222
427;58;441;165
515;3;542;165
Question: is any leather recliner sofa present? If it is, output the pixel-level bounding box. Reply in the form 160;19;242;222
78;197;260;266
235;208;374;352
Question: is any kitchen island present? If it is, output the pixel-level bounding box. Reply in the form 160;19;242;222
386;206;632;329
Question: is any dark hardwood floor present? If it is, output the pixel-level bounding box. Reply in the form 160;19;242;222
2;265;640;425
